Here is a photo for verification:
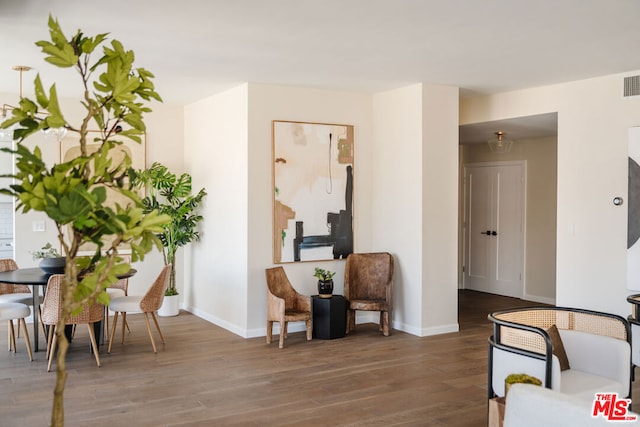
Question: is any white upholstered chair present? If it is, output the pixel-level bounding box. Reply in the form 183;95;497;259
0;259;45;344
108;264;171;354
0;302;32;361
488;307;631;403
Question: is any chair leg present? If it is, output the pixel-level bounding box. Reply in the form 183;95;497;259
108;311;119;354
346;309;356;334
379;312;384;332
143;312;158;353
150;312;165;344
105;306;109;341
20;318;33;362
38;306;46;339
7;320;11;351
381;311;390;336
121;312;127;344
283;322;288;338
266;320;273;344
46;325;54;359
47;328;57;372
8;320;16;352
86;323;101;367
306;318;312;341
278;321;286;349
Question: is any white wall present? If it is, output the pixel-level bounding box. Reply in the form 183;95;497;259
372;85;424;331
421;84;459;334
183;84;249;334
461;70;640;316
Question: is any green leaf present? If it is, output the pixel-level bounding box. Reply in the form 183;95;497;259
34;74;49;108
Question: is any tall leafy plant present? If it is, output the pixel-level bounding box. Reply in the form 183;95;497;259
0;16;169;426
136;162;206;295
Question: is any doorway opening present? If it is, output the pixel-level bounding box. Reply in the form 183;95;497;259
458;112;558;305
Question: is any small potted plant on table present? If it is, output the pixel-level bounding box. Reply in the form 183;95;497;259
314;267;335;298
31;243;65;274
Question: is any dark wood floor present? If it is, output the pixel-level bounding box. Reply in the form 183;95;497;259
0;290;634;426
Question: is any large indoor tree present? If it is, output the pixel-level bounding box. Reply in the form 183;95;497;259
0;16;169;426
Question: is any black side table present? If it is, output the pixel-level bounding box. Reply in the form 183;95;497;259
312;295;346;339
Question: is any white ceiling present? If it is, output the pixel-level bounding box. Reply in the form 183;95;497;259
459;112;558;144
0;0;639;114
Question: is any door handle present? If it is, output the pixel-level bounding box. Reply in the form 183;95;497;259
481;230;491;235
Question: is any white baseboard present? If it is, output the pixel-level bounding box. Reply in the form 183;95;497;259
186;305;459;339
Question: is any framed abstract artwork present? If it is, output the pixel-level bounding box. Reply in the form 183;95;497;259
272;120;354;263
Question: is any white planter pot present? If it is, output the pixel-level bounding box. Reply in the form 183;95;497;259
158;294;180;317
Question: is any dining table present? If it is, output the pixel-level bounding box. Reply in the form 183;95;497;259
0;267;137;352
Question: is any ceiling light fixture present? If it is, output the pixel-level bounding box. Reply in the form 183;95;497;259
488;131;513;154
1;65;67;142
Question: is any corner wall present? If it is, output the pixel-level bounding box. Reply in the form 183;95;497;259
184;84;250;334
371;83;459;336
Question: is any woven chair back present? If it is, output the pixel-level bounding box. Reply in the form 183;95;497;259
41;274;104;325
0;259;30;295
140;264;171;312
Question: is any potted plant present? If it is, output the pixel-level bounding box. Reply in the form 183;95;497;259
135;162;207;316
0;16;169;425
31;242;65;274
314;267;335;298
504;373;542;397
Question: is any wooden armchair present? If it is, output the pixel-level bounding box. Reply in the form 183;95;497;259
344;252;394;336
265;267;312;348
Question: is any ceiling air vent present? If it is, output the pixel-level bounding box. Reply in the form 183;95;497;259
624;75;640;97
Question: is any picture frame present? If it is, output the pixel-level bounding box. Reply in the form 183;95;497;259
272;120;354;263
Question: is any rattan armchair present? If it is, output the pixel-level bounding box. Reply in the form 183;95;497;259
488;307;631;403
265;266;312;348
344;252;394;336
108;264;171;354
41;274;104;371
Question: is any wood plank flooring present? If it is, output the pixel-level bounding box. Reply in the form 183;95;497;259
0;290;636;426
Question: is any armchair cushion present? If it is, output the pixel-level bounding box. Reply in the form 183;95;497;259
559;329;630;397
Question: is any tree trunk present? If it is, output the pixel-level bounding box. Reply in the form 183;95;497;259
50;319;69;426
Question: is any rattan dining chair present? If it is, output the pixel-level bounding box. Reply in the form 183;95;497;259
41;274;103;371
108;264;171;354
0;302;32;361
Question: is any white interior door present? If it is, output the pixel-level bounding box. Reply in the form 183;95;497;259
464;162;525;298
